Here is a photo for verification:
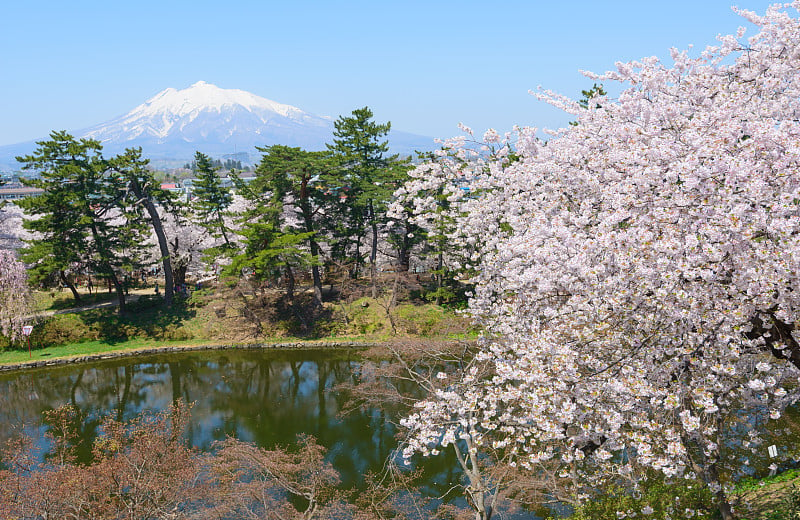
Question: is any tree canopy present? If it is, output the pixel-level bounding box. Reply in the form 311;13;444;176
17;132;153;313
230;145;329;304
397;4;800;519
327;107;408;290
191;151;234;259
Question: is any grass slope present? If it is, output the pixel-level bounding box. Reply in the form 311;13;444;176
1;282;474;366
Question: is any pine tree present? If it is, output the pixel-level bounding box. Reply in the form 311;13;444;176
232;145;333;307
111;148;179;306
17;131;148;314
327;107;407;295
190;151;234;260
16;132;94;300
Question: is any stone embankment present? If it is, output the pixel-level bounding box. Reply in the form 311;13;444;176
0;341;377;372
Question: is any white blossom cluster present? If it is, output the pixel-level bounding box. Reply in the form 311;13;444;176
397;1;800;509
0;249;30;340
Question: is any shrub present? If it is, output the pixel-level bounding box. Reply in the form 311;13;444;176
567;476;715;520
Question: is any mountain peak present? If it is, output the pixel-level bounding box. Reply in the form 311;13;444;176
134;81;304;120
74;82;338;160
0;83;434;167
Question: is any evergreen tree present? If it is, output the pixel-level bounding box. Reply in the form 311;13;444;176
17;131;148;314
230;169;316;304
111;148;179;306
230;219;315;303
190;151;234;259
327;107;406;295
16;133;94;300
244;145;335;307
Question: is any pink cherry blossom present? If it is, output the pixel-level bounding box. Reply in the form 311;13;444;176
0;249;31;340
396;3;800;518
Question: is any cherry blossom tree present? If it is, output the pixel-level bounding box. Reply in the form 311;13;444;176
399;3;800;519
390;143;494;304
0;249;31;341
156;210;214;285
151;193;249;286
0;203;29;250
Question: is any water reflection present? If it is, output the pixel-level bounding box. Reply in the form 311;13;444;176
0;349;397;489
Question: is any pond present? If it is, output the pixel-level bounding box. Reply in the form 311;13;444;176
5;347;795;518
0;348;472;500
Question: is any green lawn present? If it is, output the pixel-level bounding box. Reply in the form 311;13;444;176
0;334;392;367
32;288;123;312
0;338;223;365
1;289;475;368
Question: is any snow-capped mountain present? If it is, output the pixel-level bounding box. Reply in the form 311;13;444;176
82;81;334;158
0;81;434;167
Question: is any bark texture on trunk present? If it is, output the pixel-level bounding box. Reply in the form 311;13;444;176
108;266;126;315
370;203;378;299
129;180;174;306
299;190;323;308
59;270;81;302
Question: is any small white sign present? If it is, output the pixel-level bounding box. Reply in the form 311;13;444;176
21;325;33;336
768;445;778;458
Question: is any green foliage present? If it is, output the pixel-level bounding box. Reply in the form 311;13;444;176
570;83;608;126
191;151;234;256
187;156;247;172
192;152;233;215
186;286;215;307
110;147;180;304
326;107;411;275
737;469;800;494
229;224;315;282
232;145;337;301
421;267;471;307
566;476;715;520
577;83;607;109
327;106;393;210
16;132;151;308
16;132;106;286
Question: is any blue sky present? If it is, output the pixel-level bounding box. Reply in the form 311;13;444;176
0;0;781;146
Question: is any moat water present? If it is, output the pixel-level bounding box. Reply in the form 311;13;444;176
0;348;467;495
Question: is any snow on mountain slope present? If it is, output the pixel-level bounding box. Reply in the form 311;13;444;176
0;81;435;166
133;80;309;121
82;81;333;154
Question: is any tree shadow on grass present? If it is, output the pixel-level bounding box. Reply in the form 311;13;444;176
78;295;198;345
45;292;118;311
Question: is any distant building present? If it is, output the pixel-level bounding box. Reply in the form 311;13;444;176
179;176;255;201
0;186;43;201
